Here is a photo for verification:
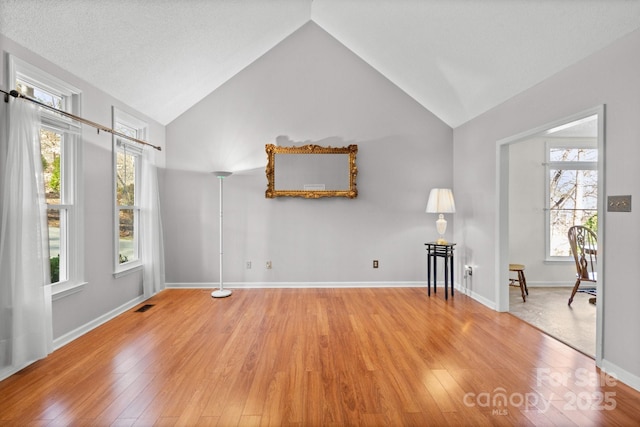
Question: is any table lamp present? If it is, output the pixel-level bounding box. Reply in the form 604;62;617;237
426;188;455;244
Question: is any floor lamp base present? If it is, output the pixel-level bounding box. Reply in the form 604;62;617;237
211;289;232;298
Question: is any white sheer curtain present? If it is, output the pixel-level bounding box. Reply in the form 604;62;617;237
140;147;165;298
0;98;53;377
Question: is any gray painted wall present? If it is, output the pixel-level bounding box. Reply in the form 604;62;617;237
454;28;640;386
164;22;453;286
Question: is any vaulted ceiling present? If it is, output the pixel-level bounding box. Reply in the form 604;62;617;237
2;0;640;128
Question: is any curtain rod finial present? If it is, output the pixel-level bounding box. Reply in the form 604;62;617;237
2;89;20;102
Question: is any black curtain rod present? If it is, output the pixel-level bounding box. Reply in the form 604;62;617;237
1;88;161;151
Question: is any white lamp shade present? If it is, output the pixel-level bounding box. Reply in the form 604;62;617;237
425;188;456;213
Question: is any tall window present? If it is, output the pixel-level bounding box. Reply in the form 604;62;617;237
113;109;146;274
10;56;83;292
546;144;598;257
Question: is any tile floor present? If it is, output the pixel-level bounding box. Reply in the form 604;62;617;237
509;286;596;357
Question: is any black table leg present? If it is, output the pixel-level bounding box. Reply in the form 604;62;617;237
450;253;454;297
433;253;437;294
427;253;431;296
444;254;449;300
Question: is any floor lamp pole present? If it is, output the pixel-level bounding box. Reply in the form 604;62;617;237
212;171;232;298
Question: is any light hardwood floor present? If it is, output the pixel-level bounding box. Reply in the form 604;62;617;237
1;288;639;426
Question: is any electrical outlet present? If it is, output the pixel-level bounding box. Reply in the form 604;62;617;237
266;261;272;269
464;265;473;277
246;261;252;269
373;260;379;268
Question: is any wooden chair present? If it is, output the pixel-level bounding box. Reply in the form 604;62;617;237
509;263;528;302
567;225;597;306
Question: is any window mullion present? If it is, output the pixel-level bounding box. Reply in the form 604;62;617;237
548;161;597;170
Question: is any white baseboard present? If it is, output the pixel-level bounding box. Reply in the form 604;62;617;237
166;281;426;289
0;360;32;382
167;281;500;310
600;358;640;393
52;295;147;350
454;283;497;310
165;281;566;310
524;281;575;287
1;295;148;382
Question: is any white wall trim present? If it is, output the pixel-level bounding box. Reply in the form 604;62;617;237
166;281;428;289
600;358;640;393
52;295;146;350
167;281;501;311
167;281;499;309
1;295;147;382
523;281;575;287
455;284;497;310
0;360;35;383
51;281;88;301
496;105;606;363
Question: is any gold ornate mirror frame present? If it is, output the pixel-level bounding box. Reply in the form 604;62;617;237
265;144;358;198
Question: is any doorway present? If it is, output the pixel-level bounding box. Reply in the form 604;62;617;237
496;106;604;362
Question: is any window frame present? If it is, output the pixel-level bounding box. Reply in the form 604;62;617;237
9;55;85;299
112;107;147;277
544;139;598;261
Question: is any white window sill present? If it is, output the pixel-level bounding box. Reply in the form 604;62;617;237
52;280;88;301
113;262;143;278
544;258;573;264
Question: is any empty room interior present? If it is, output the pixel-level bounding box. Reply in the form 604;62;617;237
2;1;640;425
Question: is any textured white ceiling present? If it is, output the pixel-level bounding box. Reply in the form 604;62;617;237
1;0;640;127
0;0;312;125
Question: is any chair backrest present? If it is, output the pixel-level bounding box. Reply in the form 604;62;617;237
567;225;597;281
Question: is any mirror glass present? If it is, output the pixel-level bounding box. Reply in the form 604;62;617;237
275;153;349;191
265;144;358;198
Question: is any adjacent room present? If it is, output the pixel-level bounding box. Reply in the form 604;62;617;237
507;113;600;358
2;1;640;425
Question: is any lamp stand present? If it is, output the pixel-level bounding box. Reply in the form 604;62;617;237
212;171;232;298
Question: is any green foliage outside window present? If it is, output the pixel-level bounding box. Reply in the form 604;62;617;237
41;153;61;193
50;156;61;193
584;213;598;234
50;255;59;284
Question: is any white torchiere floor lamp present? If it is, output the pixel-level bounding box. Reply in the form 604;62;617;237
212;171;232;298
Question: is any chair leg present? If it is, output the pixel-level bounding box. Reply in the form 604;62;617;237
518;270;526;302
521;271;528;296
568;278;581;306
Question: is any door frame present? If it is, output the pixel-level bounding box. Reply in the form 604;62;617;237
495;105;605;364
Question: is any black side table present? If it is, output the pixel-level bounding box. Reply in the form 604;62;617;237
425;242;456;299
